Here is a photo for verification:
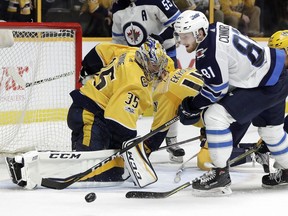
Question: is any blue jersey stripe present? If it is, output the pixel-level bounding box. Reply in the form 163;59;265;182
164;11;181;26
266;133;287;148
263;49;286;86
208;141;233;148
271;147;288;156
112;32;124;37
206;128;231;135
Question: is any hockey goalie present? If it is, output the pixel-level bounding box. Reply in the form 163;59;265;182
4;37;169;189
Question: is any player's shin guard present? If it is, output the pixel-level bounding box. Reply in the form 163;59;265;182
259;125;288;169
122;137;158;188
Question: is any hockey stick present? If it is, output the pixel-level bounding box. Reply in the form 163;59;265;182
156;136;200;151
227;143;261;166
174;152;198;183
173;142;260;183
41;116;180;189
7;67;74;88
126;181;193;198
125;143;261;198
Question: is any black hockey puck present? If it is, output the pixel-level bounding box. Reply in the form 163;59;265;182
85;192;96;203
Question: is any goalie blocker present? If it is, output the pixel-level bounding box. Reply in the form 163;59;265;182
122;137;158;188
5;150;127;189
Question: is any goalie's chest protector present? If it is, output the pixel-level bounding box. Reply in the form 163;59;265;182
112;1;179;47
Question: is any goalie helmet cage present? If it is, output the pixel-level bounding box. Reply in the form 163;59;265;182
0;22;82;156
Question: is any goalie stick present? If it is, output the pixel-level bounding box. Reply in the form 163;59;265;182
7;67;74;88
125;143;261;199
41;116;180;189
156;136;200;151
174;152;198;183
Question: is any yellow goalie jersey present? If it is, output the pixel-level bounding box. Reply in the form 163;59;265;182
80;50;152;130
94;42;138;67
151;68;204;130
88;42;175;75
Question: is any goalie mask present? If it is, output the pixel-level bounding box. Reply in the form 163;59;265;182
268;30;288;54
135;37;168;83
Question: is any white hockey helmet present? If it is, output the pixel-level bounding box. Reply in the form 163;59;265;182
174;10;209;43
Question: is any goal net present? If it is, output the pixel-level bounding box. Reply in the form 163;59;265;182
0;22;82;156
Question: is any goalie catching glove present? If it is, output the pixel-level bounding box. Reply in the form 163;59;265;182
122;137;158;188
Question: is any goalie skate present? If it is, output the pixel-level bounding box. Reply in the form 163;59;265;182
166;136;185;163
192;165;232;196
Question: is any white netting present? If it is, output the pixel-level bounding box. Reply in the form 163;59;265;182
0;24;81;156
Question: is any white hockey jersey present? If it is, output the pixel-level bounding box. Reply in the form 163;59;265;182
111;0;181;58
192;22;286;109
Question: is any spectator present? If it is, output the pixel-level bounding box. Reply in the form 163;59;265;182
79;0;113;37
219;0;263;37
0;0;9;20
277;0;288;30
6;0;35;22
195;0;224;23
174;0;224;23
173;0;196;12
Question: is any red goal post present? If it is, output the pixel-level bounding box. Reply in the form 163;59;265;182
0;22;82;156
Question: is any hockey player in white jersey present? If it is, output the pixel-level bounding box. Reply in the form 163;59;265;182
111;0;184;162
174;10;288;195
112;0;180;65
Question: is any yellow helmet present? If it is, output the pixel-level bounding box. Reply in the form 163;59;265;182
268;30;288;54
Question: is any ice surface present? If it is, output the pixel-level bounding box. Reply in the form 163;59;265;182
1;117;287;216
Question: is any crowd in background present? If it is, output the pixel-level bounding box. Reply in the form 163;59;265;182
0;0;287;38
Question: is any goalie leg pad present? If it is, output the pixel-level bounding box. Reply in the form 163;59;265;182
6;150;126;189
5;157;26;187
122;138;158;188
5;151;41;189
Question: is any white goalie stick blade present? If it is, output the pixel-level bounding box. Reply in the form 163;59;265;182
7;67;74;88
7;67;26;88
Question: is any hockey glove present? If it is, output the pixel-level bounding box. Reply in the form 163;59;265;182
178;96;201;125
149;34;164;44
79;66;96;85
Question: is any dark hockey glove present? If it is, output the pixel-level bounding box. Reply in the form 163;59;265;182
149;34;164;44
177;96;201;125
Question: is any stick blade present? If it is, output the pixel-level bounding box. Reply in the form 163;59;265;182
125;181;193;199
125;191;169;199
